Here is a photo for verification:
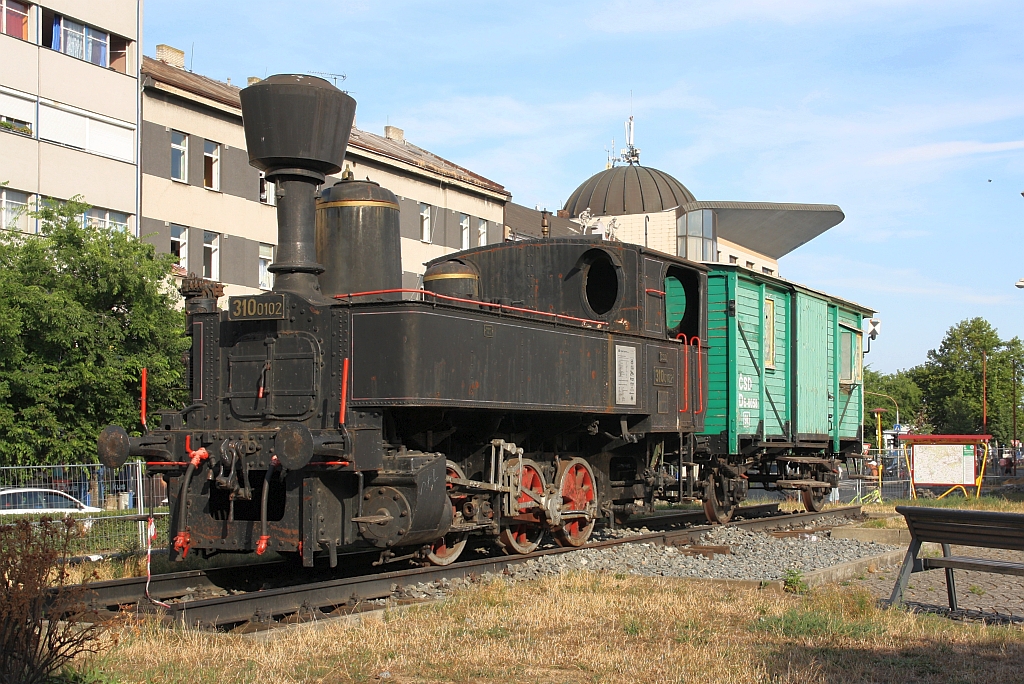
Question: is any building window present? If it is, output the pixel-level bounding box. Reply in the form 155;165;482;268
37;102;134;160
762;267;774;276
171;131;187;182
259;172;275;205
728;255;738;264
0;114;32;136
477;218;487;246
419;203;431;243
50;15;109;67
746;261;755;269
840;329;863;383
0;187;29;233
1;1;28;41
259;243;274;289
204;140;220;190
460;214;470;250
170;224;187;272
764;298;776;370
203;231;219;279
676;209;717;262
0;87;35;137
83;207;129;231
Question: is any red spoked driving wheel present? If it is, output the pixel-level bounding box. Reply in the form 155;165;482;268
497;459;546;555
426;461;469;566
551;458;597;547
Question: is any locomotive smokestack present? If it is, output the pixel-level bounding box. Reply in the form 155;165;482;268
240;75;356;301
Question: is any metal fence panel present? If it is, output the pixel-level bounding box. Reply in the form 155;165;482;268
0;461;168;555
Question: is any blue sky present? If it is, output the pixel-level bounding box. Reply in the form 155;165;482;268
145;0;1024;372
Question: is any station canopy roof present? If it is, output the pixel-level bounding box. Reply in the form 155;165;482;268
679;200;845;259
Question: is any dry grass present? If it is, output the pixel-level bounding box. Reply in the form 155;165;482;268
73;573;1024;684
861;495;1024;519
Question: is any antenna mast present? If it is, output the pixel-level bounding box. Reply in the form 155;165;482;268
619;115;640;165
308;71;347;87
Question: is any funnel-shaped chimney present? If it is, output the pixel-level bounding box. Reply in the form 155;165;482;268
240;74;356;300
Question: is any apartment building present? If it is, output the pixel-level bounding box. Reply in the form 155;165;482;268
139;47;509;300
0;0;140;234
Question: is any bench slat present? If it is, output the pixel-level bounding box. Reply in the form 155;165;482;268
897;506;1024;526
922;556;1024;577
903;522;1024;551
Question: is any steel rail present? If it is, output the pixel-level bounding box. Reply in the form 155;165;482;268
631;502;781;528
79;506;859;628
76;502;782;611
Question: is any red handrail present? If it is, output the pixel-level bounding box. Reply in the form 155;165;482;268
676;333;689;413
339;357;350;426
645;288;665;297
333;288;608;328
692;337;704;413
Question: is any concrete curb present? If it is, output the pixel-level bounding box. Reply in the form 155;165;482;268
831;526;912;544
802;549;907;587
672;549;909;593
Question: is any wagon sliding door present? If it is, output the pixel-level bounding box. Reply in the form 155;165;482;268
793;293;829;441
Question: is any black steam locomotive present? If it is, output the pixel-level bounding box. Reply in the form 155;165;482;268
99;74;716;567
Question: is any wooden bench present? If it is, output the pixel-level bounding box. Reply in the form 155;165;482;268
889;506;1024;610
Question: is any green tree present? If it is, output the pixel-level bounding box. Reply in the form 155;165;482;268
863;366;928;445
0;197;188;465
913;318;1021;443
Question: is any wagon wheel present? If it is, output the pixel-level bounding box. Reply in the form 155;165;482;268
702;471;736;524
497;459;546;555
801;486;827;513
550;458;598;547
426;461;470;566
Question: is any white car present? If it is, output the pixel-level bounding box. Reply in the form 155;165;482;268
0;488;103;528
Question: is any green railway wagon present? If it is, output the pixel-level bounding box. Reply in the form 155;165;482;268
699;265;873;520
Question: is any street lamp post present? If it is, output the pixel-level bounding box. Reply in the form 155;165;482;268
865;391;900;429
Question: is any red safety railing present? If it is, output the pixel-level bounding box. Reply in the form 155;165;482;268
676;333;689;413
692;336;704;414
333;289;609;328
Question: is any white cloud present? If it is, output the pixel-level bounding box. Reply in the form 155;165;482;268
784;252;1010;306
873;140;1024;165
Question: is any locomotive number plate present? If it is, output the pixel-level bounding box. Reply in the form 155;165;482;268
228;294;286;321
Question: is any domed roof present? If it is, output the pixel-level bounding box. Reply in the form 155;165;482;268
563;164;695;218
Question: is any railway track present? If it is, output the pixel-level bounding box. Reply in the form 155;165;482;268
74;504;859;631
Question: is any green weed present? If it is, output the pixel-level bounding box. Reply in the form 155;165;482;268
751;609;880;639
622;617;644;636
783;568;809;594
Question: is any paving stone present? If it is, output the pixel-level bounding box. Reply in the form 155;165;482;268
850;545;1024;623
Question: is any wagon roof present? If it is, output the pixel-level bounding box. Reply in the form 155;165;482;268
708;263;875;315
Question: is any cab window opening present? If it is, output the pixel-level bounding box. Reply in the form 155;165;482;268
581;250;619;315
665;265;699;339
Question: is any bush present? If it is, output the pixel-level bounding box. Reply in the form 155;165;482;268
0;517;97;684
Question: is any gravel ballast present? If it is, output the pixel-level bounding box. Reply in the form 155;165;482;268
390;517;896;599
